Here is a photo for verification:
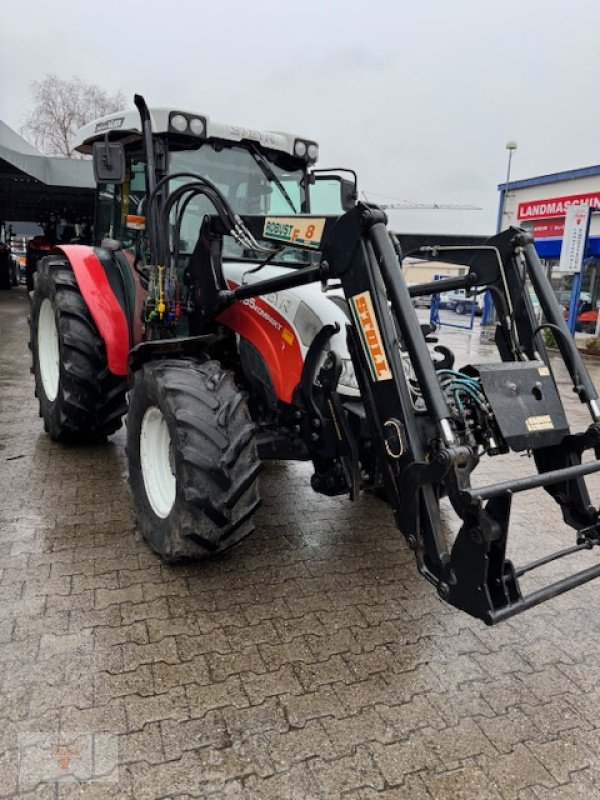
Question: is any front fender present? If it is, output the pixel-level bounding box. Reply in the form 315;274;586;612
57;245;130;376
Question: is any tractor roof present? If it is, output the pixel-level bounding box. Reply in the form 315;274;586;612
73;107;317;161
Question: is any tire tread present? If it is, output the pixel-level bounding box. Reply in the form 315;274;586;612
127;358;261;560
30;256;128;441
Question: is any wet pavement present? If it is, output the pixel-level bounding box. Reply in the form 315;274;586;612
2;284;600;798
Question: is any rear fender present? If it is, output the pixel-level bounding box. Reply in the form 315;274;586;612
57;245;130;376
128;335;216;376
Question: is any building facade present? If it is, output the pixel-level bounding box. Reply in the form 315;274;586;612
500;165;600;263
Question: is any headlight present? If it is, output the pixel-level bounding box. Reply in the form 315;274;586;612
293;300;321;346
294;140;307;158
307;143;318;161
189;117;205;136
170;114;188;132
338;358;359;392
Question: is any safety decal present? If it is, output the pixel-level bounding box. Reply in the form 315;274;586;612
525;414;554;432
349;291;392;382
262;217;325;249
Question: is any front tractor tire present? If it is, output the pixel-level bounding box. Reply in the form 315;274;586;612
30;256;128;441
126;359;261;562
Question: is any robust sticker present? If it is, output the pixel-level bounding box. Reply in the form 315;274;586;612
263;217;325;249
538;366;550;377
525;414;554;432
349;291;392;381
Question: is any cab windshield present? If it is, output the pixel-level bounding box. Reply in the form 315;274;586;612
169;142;311;265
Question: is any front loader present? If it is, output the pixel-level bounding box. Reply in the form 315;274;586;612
30;95;600;624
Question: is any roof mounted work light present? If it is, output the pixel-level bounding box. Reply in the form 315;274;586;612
293;139;319;163
168;112;207;137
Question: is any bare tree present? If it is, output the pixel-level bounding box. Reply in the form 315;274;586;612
21;75;126;158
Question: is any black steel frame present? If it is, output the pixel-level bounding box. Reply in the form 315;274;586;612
209;202;600;624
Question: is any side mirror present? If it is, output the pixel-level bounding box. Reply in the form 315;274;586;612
310;175;357;214
340;178;358;211
92;140;126;184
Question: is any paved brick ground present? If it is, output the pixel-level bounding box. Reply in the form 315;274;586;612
3;285;600;798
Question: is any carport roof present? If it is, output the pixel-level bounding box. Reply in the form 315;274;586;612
0;121;94;222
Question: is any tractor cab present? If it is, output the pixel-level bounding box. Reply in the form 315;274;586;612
73;100;355;347
73;104;351;266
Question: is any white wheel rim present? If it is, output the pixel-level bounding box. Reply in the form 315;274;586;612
38;298;60;401
140;406;176;518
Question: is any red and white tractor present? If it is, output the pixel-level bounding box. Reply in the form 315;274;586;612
30;95;600;624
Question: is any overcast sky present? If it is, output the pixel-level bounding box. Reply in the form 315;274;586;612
1;0;599;234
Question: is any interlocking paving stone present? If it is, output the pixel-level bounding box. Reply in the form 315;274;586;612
476;744;557;799
311;745;385;795
4;288;600;797
420;761;505;800
281;684;347;727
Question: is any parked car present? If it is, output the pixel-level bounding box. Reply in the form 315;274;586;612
9;252;20;285
412;294;433;308
0;242;20;289
438;289;483;315
574;307;598;334
10;240;26;284
555;289;573;311
557;292;598;333
555;289;591;313
25;235;54;291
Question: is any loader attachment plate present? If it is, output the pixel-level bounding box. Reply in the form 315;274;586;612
474;361;569;451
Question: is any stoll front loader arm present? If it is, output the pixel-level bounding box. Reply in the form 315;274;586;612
217;203;600;624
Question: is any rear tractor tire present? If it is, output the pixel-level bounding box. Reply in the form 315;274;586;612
30;256;128;441
126;358;261;562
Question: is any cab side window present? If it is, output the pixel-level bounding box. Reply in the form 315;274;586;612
96;158;146;251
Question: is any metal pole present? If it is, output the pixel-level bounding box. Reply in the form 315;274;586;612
521;237;598;405
567;271;583;334
499;146;516;226
483;141;517;326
